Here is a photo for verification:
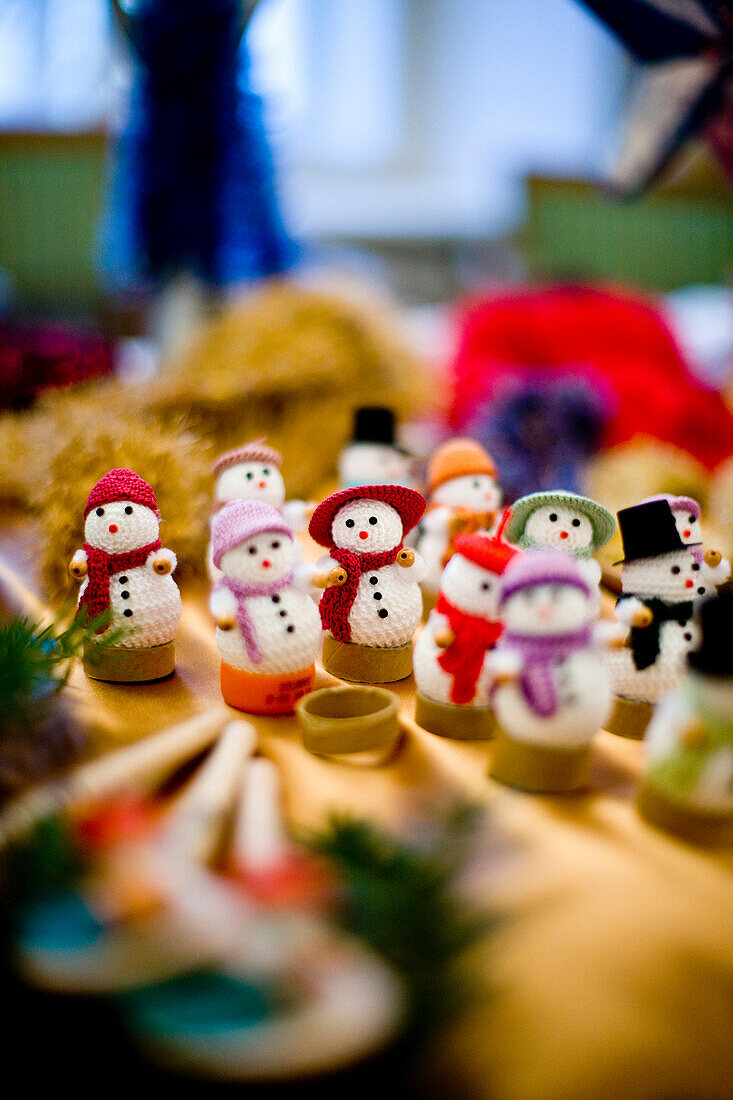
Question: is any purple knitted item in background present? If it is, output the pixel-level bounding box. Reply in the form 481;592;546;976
502;627;593;717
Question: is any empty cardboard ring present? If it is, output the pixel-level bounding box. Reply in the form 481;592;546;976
296;687;401;757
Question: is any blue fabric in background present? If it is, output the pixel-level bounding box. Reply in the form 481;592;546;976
101;0;295;289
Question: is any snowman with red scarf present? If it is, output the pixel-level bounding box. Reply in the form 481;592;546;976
70;468;181;680
414;526;519;738
309;484;427;683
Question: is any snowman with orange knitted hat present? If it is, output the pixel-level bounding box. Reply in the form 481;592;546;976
414;529;519;738
415;438;503;601
309;484;427;683
70;468;181;681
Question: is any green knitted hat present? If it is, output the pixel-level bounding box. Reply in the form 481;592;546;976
505;490;615;555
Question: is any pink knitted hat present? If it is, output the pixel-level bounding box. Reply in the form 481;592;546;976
85;469;160;519
211;500;293;568
499;550;590;606
212;438;282;477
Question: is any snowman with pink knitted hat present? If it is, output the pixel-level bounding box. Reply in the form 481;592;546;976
641;493;730;591
209;500;322;714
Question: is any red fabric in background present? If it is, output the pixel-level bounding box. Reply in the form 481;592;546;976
448;285;733;471
0;321;113;409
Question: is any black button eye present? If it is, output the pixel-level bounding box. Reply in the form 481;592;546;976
671;566;680;574
368;516;378;525
549;513;558;522
271;541;280;549
263;468;270;476
248;546;257;555
473;480;481;488
246;471;253;479
124;506;133;515
688;516;696;525
96;507;104;516
481;582;490;591
571;518;580;527
345;519;355;528
692;563;700;571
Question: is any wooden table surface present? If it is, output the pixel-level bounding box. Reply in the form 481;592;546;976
2;515;732;1100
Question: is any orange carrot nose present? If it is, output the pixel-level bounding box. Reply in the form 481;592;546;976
109;524;118;533
259;481;266;489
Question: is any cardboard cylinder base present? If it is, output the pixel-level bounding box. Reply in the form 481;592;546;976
491;727;592;793
637;783;733;846
297;686;401;759
606;696;655;740
220;662;315;716
415;692;495;740
322;635;413;684
83;640;175;683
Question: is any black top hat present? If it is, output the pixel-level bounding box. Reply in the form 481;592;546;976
351;407;408;453
688;593;733;677
615;499;700;564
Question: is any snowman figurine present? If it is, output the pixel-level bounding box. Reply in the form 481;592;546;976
208;439;314;581
209;500;322;715
70;468;181;682
414;530;518;739
641;494;731;591
338;407;415;489
639;593;733;845
416;438;503;605
488;551;614;793
308;484;427;683
604;499;713;739
504;489;615;594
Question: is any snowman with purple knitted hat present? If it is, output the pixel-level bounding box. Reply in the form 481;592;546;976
209;500;322;714
488;550;616;792
641;493;730;591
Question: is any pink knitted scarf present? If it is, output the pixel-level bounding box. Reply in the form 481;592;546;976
217;571;295;664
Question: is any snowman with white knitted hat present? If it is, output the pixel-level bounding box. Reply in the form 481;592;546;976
210;500;322;714
309;484;427;682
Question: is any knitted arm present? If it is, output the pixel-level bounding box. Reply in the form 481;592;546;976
210;586;238;627
69;548;88;580
394;548;428;585
701;555;731;589
293;562;319;592
146;548;178;575
486;646;522;682
593;619;626;648
421;506;451;535
282;499;312;532
615;595;647;628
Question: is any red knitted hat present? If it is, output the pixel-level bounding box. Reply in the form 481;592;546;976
84;468;160;519
309;484;426;547
454;532;518;575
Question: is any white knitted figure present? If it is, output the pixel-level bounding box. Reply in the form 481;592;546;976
309;485;427;682
642;494;731;591
71;468;181;652
338;406;415;489
208;439;314;580
417;438;502;596
414;533;517;708
605;501;712;708
210;501;322;714
640;594;733;843
490;553;612;755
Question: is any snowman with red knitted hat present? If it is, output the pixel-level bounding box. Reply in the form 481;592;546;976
414;527;519;738
70;468;181;681
309;484;427;683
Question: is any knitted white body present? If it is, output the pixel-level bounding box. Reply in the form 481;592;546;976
419;474;501;593
492;584;611;748
669;505;732;589
338;442;413;489
207;461;308;581
211;536;321;674
74;502;180;649
324;498;427;648
413;555;501;705
605;549;708;703
645;678;733;814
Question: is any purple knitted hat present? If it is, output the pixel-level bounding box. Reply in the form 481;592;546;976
641;493;700;518
211;500;293;568
499;549;591;606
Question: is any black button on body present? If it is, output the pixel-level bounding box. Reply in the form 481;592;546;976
121;591;130;600
286;625;295;633
119;576;128;584
378;608;388;618
684;632;692;641
279;610;287;617
369;576;378;585
373;592;382;600
123;609;133;617
697;587;706;596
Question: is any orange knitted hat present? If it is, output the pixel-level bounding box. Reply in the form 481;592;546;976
427;439;497;494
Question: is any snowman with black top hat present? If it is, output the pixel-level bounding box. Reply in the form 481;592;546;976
605;498;712;738
638;593;733;845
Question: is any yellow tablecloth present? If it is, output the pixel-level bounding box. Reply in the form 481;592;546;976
2;518;732;1100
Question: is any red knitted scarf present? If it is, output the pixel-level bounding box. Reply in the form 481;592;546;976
435;593;502;705
319;544;401;643
78;539;161;630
